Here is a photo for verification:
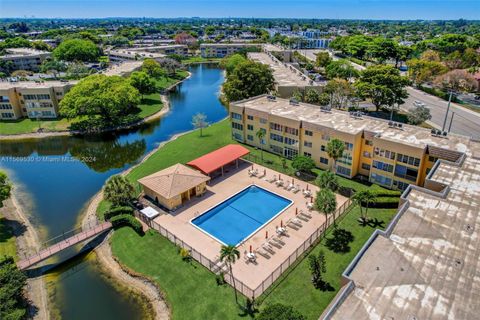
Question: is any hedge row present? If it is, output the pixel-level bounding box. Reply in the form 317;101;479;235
417;85;461;103
110;214;143;235
104;206;134;221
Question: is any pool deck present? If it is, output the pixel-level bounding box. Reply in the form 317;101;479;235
152;161;349;292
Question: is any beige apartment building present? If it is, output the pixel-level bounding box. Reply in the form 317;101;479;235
248;51;322;98
200;43;262;58
0;48;51;72
106;45;188;62
230;95;468;191
0;80;75;120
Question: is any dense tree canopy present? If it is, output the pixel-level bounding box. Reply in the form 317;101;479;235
60;74;140;123
0;171;12;207
141;59;165;78
53;38;100;62
223;60;275;101
355;65;409;111
129;71;157;98
325;60;359;80
0;256;27;320
220;54;247;75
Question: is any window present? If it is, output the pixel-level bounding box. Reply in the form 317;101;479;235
247;115;254;120
321;145;326;152
336;166;351;177
372;160;393;173
284;137;298;146
231;122;243;130
36;94;50;100
259;118;267;124
247;135;253;141
230;112;242;120
270;133;283;143
344;142;353;151
428;156;438;163
321;134;330;141
320;157;329;165
394;164;418;182
284;147;298;160
0;96;10;102
305;130;313;136
270;145;283;154
338;153;353;166
365;140;373;146
304;141;312;148
371;173;392;187
304;152;312;157
233;132;243;141
397;153;421;167
362;163;371;170
23;94;37;100
363;151;371;158
393;180;409;191
285;126;298;136
270;122;283;132
0;104;12;110
1;112;14;119
374;147;395;160
247;124;254;131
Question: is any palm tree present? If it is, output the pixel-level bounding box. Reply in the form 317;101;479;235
326;138;345;173
103;175;135;207
353;190;376;223
255;128;266;161
220;245;240;303
316;170;339;191
314;188;337;225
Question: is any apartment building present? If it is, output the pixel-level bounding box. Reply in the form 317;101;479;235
230;95;469;191
321;134;480;320
200;43;261;58
0;48;51;72
248;52;322;98
106;45;188;62
0;80;75;120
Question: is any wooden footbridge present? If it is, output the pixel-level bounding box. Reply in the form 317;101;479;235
17;221;112;270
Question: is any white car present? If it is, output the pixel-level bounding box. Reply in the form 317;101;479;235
414;100;426;107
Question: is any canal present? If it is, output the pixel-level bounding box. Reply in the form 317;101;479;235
0;64;227;319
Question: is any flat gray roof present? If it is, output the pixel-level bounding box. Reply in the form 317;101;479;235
328;144;480;319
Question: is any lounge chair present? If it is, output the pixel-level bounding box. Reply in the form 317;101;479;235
300;210;312;218
276;226;287;235
276;180;284;187
285;183;294;191
306;202;314;210
303;189;312;197
266;175;277;183
291;184;301;193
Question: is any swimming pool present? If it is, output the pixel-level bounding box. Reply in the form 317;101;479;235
191;185;293;245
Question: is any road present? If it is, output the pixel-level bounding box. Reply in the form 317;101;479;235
400;87;480;139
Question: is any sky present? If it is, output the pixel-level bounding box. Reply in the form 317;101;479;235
1;0;479;20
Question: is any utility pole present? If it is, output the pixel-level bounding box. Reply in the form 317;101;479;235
448;111;455;133
441;91;453;132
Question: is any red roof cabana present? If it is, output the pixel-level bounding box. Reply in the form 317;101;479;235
187;144;250;175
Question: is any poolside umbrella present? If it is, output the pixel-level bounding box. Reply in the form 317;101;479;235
295;207;298;215
252;164;254;170
265;231;268;239
264;169;266;175
281;220;283;227
249;245;252;253
306;184;309;190
292;178;294;183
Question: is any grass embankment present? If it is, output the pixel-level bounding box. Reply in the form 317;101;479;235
181;56;222;64
101;119;400;319
0;216;16;258
0;71;188;135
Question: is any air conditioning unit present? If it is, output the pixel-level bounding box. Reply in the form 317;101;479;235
267;95;276;101
289;98;299;106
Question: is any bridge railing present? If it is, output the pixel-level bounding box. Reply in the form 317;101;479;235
39;217;102;250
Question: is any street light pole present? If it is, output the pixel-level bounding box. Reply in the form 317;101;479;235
441;91;453;132
448;111;455;133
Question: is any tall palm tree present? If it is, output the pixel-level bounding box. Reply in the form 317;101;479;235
314;188;337;225
255;128;266;161
326;138;345;173
103;175;135;207
353;190;376;223
316;170;339;191
220;245;241;303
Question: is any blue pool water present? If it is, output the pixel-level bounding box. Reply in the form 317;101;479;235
192;185;292;245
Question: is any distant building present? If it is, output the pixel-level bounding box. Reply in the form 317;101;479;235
106;45;188;62
174;32;197;46
200;43;261;58
0;80;75;120
0;48;51;72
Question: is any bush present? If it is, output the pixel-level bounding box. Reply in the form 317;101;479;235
111;214;143;235
104;206;133;221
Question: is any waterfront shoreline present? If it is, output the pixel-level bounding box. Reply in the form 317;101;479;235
0;191;49;320
0;72;191;141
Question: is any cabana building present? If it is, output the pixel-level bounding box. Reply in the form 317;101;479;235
187;144;250;177
138;164;210;210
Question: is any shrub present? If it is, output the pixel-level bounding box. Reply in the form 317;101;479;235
104;206;133;221
215;272;226;286
179;247;191;262
110;214;143;235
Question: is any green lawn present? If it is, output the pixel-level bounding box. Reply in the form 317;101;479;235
0;216;17;259
111;227;243;320
181;56;222;64
259;206;397;319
